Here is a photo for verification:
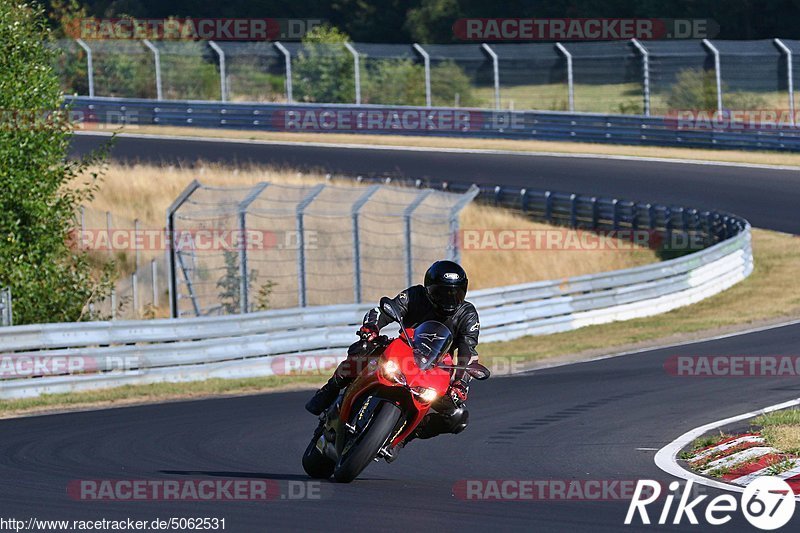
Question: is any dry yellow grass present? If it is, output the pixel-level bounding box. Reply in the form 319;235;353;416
762;426;800;455
108;125;800;167
83;162;657;292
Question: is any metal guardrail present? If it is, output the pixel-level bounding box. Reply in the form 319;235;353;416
69;95;800;152
0;180;752;399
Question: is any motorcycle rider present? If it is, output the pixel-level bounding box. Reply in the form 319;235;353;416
305;260;480;442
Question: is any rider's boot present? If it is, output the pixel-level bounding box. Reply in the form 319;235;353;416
305;375;348;415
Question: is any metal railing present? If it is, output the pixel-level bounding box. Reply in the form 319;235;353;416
0;288;11;327
0;182;752;399
70;95;800;152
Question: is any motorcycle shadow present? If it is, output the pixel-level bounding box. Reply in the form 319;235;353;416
159;470;392;482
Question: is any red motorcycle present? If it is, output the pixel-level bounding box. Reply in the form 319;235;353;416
302;297;490;483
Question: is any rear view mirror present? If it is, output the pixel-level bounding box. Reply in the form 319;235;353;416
466;362;491;380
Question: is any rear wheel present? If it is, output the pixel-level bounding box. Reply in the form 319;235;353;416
302;428;335;479
333;402;401;483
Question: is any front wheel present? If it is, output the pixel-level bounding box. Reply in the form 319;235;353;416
333;402;401;483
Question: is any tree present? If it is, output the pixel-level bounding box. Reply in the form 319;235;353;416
293;25;356;103
0;0;114;323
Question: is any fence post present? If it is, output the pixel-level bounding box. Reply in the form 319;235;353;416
555;43;574;112
775;39;795;126
344;43;361;105
111;288;117;320
274;41;293;103
296;184;325;307
351;185;381;303
404;189;433;287
151;259;158;308
105;211;112;258
236;182;269;314
413;43;432;107
75;39;94;97
702;39;723;114
611;198;620;230
142;39;163;100
166;180;202;318
132;271;138;317
481;43;500;109
448;185;480;264
134;218;140;272
80;206;85;235
208;41;227;102
590;197;598;228
631;39;650;116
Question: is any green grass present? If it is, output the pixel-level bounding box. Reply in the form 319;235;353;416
753;408;800;455
0;374;325;417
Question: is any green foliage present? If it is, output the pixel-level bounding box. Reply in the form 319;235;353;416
430;61;481;107
363;59;425;105
216;250;257;314
667;68;767;112
253;279;278;311
0;0;115;324
293;25;355;103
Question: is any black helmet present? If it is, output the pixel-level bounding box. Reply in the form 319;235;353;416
424;260;468;316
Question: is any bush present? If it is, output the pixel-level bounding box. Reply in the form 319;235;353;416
0;0;114;324
667;68;767;111
293;26;355;103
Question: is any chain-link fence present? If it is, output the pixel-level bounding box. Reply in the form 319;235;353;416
53;39;799;116
166;180;477;318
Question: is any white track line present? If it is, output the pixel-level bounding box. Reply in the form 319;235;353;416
73;131;800;172
654;397;800;497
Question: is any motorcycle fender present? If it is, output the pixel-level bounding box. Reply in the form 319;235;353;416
335;394;392;456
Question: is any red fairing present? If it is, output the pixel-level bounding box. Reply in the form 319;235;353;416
338;329;453;447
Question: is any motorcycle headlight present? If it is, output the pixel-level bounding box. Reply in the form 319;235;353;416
413;387;439;403
381;359;406;384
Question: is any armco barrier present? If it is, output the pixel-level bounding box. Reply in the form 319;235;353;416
0;183;752;399
68;95;800;152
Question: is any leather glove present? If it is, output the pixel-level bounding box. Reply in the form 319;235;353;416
357;323;380;342
449;380;469;406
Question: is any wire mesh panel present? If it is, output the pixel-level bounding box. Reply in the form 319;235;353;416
169;181;475;316
352;44;423;106
153;41;221;100
712;40;785;111
172;184;254;317
563;41;643;114
644;40;712;116
85;40;155;98
417;44;493;108
284;42;355;103
491;43;566;111
49;39;89;95
213;42;285;102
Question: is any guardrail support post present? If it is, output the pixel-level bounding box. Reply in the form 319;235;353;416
555;43;574;112
702;39;723;114
274;42;293;103
208;41;227;102
631;39;650;116
351;185;380;303
344;43;361;105
237;182;269;314
142;39;163;100
166;180;202;318
775;38;795;126
544;191;553;222
75;39;94;97
569;193;577;227
296;184;325;307
404;189;433;287
481;43;500;109
590;197;599;228
413;44;432;107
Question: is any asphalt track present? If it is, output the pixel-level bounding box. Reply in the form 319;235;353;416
0;134;797;532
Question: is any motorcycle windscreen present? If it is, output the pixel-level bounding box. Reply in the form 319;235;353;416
411;321;453;370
